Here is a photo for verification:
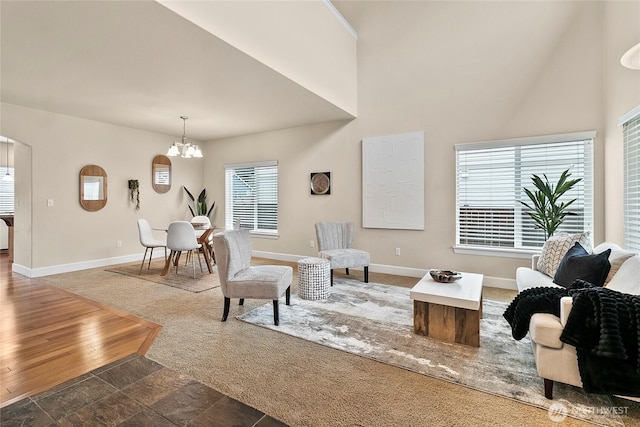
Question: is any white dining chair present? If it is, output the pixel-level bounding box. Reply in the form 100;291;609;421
136;219;167;274
167;221;203;279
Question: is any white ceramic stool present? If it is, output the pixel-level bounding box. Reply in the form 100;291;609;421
298;257;330;300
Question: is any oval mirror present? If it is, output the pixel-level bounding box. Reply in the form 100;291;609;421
80;165;107;211
152;154;171;194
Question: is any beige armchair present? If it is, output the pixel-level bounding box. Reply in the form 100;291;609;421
315;221;370;285
212;229;292;325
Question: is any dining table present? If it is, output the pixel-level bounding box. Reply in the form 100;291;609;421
159;225;217;277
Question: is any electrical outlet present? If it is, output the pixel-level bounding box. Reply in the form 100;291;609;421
116;240;122;248
310;240;315;248
47;199;54;207
395;247;400;256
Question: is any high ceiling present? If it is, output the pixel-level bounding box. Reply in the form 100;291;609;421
0;0;354;141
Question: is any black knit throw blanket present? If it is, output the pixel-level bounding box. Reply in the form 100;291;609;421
503;286;570;340
561;286;640;396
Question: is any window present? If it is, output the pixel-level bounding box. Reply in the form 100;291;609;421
455;131;594;252
621;106;640;251
0;167;14;213
225;161;278;236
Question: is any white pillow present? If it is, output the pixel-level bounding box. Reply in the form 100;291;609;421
537;231;592;277
605;255;640;295
594;242;636;284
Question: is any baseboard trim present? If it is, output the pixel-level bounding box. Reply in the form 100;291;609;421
14;249;518;290
13;251;165;278
252;251;517;290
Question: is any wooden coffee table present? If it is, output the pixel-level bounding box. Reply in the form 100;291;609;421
410;271;483;347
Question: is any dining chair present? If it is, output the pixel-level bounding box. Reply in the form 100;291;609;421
212;229;292;325
167;221;203;279
136;218;167;274
315;221;370;285
190;215;215;265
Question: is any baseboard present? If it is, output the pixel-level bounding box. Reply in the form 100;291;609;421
252;251;517;290
12;251;165;278
14;249;518;290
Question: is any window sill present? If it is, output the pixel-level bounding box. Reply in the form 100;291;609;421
453;245;538;259
250;231;280;239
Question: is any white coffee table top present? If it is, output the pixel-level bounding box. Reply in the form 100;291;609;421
410;271;484;311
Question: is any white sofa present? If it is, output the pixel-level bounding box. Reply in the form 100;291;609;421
515;242;640;399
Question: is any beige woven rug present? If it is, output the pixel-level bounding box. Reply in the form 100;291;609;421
106;258;220;293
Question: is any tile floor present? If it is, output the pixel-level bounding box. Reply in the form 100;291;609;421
1;355;288;427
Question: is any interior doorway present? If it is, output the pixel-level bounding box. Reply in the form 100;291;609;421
0;137;33;275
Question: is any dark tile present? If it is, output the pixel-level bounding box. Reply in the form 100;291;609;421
57;391;143;427
31;372;94;401
187;396;264;427
0;399;57;427
151;380;225;425
121;367;192;407
96;356;164;389
91;354;140;375
36;376;117;421
255;415;289;427
117;409;178;427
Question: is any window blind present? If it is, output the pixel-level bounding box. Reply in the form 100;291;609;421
623;112;640;251
0;167;14;213
455;132;594;251
224;161;278;235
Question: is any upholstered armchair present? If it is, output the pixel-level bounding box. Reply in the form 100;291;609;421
212;229;292;325
315;221;370;285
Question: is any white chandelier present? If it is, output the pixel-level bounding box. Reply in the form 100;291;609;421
167;116;203;158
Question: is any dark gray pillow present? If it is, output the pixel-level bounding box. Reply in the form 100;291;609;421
553;242;612;288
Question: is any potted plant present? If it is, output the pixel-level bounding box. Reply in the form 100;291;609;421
520;169;581;240
183;186;215;218
128;179;140;211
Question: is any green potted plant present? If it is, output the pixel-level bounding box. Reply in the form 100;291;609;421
520;169;581;240
183;186;215;218
128;179;140;211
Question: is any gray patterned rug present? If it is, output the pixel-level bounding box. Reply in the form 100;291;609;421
238;279;631;427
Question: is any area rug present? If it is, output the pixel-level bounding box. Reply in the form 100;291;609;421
106;258;220;293
238;279;632;427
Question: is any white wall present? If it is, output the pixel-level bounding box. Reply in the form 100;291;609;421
1;103;204;275
603;1;640;244
3;1;638;285
204;1;615;287
157;0;357;116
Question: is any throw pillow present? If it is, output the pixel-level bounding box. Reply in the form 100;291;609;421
593;242;636;285
537;231;592;277
553;242;612;288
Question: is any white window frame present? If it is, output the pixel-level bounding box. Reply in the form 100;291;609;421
454;131;595;257
620;105;640;251
224;160;279;238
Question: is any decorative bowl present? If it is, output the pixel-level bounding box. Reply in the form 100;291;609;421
429;269;462;283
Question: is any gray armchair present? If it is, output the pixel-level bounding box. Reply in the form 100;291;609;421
315;221;370;285
212;229;292;325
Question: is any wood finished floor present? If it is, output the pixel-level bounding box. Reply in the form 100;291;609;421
0;254;162;408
